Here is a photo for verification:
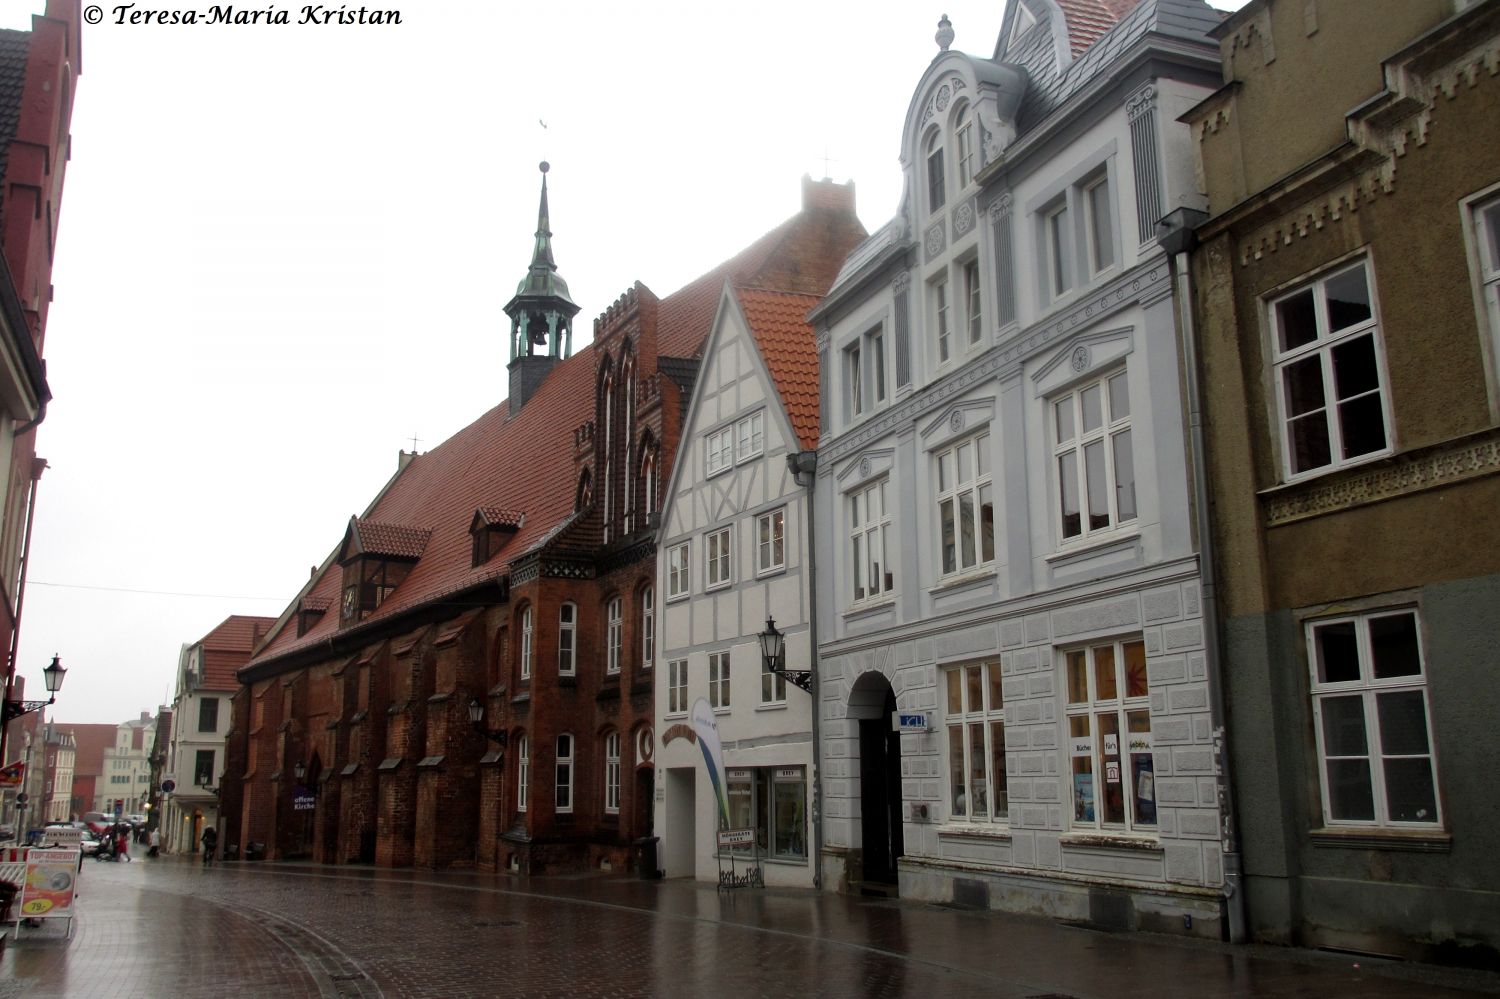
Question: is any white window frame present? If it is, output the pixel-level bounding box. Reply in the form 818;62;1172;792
1043;198;1073;300
705;425;734;477
642;448;658;520
846;340;863;418
555;734;573;813
943;662;1008;824
926;129;945;213
933;275;953;366
935;432;995;577
1466;189;1500;405
604;731;622;815
667;658;688;716
1307;608;1441;828
666;542;690;600
955;104;975;189
1082;173;1115;277
605;596;622;675
761;644;787;705
1268;258;1393;480
1052;368;1136;545
1063;637;1155;834
557;601;577;677
519;606;533;680
869;325;887;405
756;508;786;575
963;258;982;349
709;651;731;711
517;735;529;812
735;410;765;463
848;478;894;605
640;586;654;670
705;526;732;590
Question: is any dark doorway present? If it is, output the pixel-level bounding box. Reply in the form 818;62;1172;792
857;683;903;886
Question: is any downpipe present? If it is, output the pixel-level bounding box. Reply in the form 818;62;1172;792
1160;210;1247;945
788;449;822;890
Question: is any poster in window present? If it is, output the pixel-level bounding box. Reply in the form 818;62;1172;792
1073;773;1095;822
1133;755;1157;825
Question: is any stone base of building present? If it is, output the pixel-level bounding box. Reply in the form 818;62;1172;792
496;830;636;877
825;846;1225;939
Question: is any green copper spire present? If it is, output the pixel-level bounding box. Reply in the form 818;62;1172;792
504;161;580;365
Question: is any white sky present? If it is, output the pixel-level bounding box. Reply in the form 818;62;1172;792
4;0;1242;725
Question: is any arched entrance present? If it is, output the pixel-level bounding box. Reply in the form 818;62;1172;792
849;671;903;890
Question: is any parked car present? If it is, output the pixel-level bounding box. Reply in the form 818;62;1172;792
0;822;15;842
126;813;147;827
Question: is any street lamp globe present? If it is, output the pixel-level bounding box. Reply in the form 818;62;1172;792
758;617;785;672
42;654;65;695
467;697;485;725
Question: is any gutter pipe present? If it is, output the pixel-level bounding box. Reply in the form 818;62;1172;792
788;449;822;889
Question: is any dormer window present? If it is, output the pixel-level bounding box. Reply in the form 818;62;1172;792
926;130;946;213
296;596;330;637
470;508;523;567
337;517;431;624
956;105;975;188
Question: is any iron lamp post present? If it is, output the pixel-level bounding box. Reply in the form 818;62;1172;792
467;698;508;754
758;617;812;693
1;654;66;725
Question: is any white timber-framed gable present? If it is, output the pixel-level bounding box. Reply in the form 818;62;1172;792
653;281;818;889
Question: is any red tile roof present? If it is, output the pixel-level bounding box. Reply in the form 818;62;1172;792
349;519;432;560
736;288;823;451
193;615;277;689
1057;0;1142;56
246;182;864;673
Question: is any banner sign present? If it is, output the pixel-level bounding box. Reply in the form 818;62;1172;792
0;760;23;788
716;828;755;848
19;848;79;921
690;698;729;830
893;712;930;733
292;789;316;811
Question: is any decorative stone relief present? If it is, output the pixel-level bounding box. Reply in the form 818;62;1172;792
892;271;911;294
925;220;947;259
988;193;1013;222
949;410;964;433
1125;83;1156;122
1070;345;1090;373
954;201;975;237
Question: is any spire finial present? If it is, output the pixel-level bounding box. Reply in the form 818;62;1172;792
936;13;954;51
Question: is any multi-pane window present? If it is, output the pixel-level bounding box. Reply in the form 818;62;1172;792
642;448;658;521
604;731;622;815
558;602;577;676
1064;638;1155;833
555;734;573;813
934;276;952;365
846;341;863;417
945;663;1007;823
1044;200;1072;299
519;606;533;680
706;526;732;588
963;259;982;348
667;658;688;715
736;411;764;462
605;597;622;675
1308;610;1440;827
1473;195;1500;353
955;105;975;188
757;508;785;574
640;586;654;670
869;327;887;405
517;735;529;811
937;433;995;576
198;697;219;734
1083;175;1114;275
1053;370;1135;542
1270;260;1390;477
709;651;731;710
706;425;734;476
926;130;945;213
850;479;894;603
725;767;807;860
194;749;215;787
667;542;689;599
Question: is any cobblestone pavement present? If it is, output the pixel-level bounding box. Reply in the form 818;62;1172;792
2;853;1497;998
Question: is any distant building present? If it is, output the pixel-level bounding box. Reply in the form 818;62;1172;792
59;722;113;817
99;712;155;815
1184;0;1500;962
41;722;73;822
223;170;863;871
163;615;272;852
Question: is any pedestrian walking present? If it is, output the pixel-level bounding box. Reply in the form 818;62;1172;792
147;828;160;858
201;825;217;866
114;823;131;862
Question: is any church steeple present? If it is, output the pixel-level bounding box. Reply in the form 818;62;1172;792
505;162;581;414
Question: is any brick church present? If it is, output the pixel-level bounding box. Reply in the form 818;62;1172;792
224;167;863;871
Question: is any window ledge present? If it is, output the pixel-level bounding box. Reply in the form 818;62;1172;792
1060;832;1161;853
844;596;897;620
937;823;1012;842
929;566;996;596
713;707;731;716
755;565;788;580
755;702;788;712
664;711;688;721
666;592;689;604
1309;827;1451;853
1045;530;1140;567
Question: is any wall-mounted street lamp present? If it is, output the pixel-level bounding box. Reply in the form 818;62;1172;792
467;698;508;755
758;617;812;694
1;654;66;724
293;761;307;782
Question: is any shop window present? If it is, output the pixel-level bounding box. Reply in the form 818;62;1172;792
1308;609;1440;827
725;767;807;861
944;662;1007;822
1270;259;1391;478
1064;638;1155;833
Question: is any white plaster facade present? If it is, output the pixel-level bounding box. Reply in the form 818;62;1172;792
163;641;231;853
809;1;1231;934
97;715;153;815
653;285;818;888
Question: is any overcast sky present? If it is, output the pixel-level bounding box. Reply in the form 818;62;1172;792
4;0;1241;726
